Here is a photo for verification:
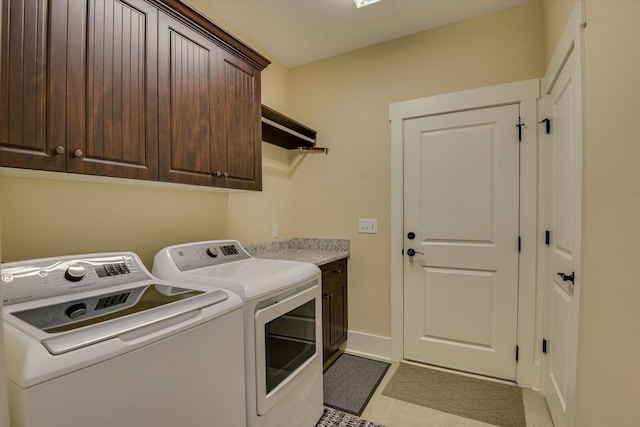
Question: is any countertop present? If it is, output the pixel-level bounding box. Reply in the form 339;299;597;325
244;238;349;266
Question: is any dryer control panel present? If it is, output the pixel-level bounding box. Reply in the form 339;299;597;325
169;240;251;271
1;253;150;306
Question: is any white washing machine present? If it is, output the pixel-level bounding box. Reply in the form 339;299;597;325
1;252;246;427
153;240;324;427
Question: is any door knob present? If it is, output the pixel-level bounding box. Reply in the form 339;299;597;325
406;248;424;257
73;149;83;158
54;145;65;155
557;272;575;283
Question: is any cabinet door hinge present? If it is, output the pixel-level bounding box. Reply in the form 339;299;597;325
515;345;519;362
542;339;548;354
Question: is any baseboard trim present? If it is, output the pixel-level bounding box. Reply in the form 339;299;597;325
345;330;391;361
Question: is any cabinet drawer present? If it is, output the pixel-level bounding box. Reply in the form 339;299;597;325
321;258;347;282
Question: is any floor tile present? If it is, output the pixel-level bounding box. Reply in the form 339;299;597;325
522;389;554;427
385;399;468;427
466;419;497;427
361;394;394;421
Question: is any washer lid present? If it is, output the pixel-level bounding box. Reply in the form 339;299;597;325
183;258;320;300
5;284;230;355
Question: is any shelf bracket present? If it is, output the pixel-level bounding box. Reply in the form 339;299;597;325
298;146;328;155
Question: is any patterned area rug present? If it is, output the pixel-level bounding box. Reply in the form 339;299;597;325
315;407;386;427
382;363;526;427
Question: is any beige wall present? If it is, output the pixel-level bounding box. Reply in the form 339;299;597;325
576;1;640;425
226;160;293;244
542;0;576;68
288;2;545;337
0;176;228;267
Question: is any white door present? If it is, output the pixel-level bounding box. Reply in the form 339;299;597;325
543;30;582;427
403;104;520;380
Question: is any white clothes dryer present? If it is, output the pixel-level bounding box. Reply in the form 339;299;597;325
153;240;324;427
1;252;246;427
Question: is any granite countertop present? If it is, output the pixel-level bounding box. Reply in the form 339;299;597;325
244;238;349;266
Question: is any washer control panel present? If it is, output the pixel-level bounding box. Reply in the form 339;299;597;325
169;240;250;271
1;253;150;307
11;286;147;330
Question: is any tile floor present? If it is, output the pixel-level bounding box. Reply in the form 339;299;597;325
360;363;554;427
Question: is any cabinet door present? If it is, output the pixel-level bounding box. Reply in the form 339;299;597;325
321;259;348;363
66;0;158;180
215;50;262;190
324;277;348;359
158;11;220;186
0;0;65;171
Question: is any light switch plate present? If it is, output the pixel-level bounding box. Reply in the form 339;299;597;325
358;219;378;234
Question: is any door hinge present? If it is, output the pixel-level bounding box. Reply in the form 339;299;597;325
401;249;404;255
516;116;525;142
515;345;519;362
545;230;551;246
517;236;521;252
542;339;548;354
538;118;551;134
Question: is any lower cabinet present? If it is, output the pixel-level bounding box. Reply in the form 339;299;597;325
321;258;348;368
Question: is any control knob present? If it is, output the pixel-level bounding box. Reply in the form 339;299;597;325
65;264;86;282
206;247;218;258
65;303;87;319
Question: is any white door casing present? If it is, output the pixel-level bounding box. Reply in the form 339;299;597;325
541;3;584;426
403;104;520;380
390;79;540;388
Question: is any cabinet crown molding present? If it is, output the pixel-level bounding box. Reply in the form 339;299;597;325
155;0;271;70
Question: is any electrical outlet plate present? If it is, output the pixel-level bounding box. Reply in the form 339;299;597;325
358;219;378;234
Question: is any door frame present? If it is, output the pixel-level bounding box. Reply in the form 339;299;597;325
390;79;541;388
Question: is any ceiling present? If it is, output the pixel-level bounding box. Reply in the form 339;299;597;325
193;0;535;68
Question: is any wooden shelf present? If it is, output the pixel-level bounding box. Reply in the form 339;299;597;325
261;105;317;150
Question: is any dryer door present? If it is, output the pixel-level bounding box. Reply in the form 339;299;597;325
254;284;321;415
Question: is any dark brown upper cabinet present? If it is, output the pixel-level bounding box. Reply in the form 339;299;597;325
0;0;158;180
158;12;262;191
0;0;64;171
67;0;159;180
0;0;269;190
216;50;261;190
158;11;220;186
